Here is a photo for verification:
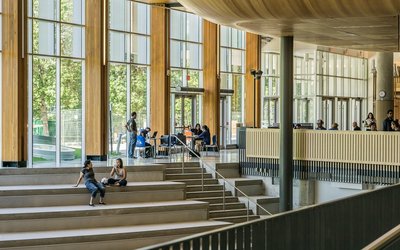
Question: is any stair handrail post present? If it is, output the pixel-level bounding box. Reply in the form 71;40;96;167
201;162;205;191
181;144;185;174
223;181;226;210
247;200;250;221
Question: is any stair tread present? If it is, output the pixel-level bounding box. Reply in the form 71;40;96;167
0;182;185;196
209;208;249;213
0;221;231;243
211;215;259;220
0;201;209;219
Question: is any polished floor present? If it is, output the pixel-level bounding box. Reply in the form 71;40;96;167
30;149;239;168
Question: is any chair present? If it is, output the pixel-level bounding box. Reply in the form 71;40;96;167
205;135;219;156
158;135;176;156
174;133;187;154
135;135;150;158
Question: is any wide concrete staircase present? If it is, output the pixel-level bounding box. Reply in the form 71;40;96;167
0;165;230;249
165;162;260;223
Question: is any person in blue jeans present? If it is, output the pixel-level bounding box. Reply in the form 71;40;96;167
74;160;106;206
126;112;138;158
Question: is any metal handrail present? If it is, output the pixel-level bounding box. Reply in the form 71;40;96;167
171;134;273;217
362;224;400;250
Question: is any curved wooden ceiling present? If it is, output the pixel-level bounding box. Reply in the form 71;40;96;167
177;0;400;51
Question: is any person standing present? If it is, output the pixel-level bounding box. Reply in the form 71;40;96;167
383;109;394;131
126;112;138;158
352;122;361;131
315;119;326;130
364;112;376;131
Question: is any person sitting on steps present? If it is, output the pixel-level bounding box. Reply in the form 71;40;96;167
107;158;127;186
74;160;106;206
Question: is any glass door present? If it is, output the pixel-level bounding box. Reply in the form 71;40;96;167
219;97;229;148
173;94;198;134
337;98;349;130
322;98;334;129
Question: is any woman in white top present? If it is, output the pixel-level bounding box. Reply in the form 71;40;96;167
107;158;127;186
364;112;376;131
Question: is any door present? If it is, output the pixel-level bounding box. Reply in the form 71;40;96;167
337;98;349;130
322;98;334;129
219;97;229;148
172;95;198;134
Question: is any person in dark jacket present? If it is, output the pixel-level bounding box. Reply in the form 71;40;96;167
191;123;203;136
383;109;394;131
194;125;211;152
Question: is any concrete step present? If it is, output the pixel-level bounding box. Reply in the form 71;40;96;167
186;184;223;192
164;162;200;169
186;190;232;199
165;167;204;174
192;196;239;204
0;165;166;186
0;221;231;250
169;179;219;186
209;208;250;218
209;202;246;211
239;196;280;215
226;178;264;196
166;173;213;180
214;163;240;178
0;182;185;208
0;201;210;233
212;215;260;224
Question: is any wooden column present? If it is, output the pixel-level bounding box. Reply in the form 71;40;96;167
150;6;170;135
85;0;108;161
245;33;261;128
2;0;28;167
203;20;220;142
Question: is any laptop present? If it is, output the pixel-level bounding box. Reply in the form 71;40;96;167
151;131;158;138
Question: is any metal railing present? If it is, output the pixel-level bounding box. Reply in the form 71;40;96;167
363;224;400;250
138;183;400;250
170;134;273;218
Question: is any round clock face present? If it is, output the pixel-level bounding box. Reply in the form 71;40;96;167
379;90;386;98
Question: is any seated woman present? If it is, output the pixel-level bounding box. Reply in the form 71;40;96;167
191;123;203;136
195;125;211;152
107;158;127;186
74;160;106;206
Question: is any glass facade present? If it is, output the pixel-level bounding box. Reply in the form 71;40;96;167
220;26;245;144
108;0;150;157
170;10;203;133
28;0;85;167
261;47;368;130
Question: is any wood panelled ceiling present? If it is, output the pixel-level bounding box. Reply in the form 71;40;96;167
177;0;400;51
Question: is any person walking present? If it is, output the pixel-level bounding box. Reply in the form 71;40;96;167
126;112;138;158
74;160;106;206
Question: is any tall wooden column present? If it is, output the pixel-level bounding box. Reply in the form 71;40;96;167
85;0;108;161
2;0;28;167
203;20;220;142
150;6;170;135
245;33;261;128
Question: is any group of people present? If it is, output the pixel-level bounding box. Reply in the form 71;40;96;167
125;112;153;158
74;159;127;206
311;110;400;131
190;123;211;154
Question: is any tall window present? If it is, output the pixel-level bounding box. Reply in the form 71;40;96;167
261;43;368;130
220;26;245;144
316;51;368;130
170;10;203;132
108;0;150;157
28;0;85;167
